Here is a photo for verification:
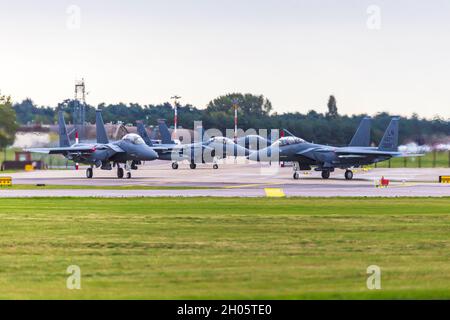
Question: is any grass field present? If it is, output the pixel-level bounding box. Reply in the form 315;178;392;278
0;197;449;299
375;152;450;168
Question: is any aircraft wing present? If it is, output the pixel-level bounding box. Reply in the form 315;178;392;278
104;144;125;153
334;147;416;158
295;146;421;160
151;146;176;152
26;146;96;155
296;147;323;156
295;147;330;159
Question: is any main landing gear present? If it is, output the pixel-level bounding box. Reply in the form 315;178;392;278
86;167;93;179
172;162;179;170
85;162;134;179
188;161;219;170
319;170;353;180
344;170;354;180
321;170;330;179
117;167;124;179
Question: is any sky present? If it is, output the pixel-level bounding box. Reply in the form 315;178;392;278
1;0;450;118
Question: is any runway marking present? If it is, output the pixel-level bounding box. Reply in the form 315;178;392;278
265;188;286;198
380;182;419;188
223;182;287;189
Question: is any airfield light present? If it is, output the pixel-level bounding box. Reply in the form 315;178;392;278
232;98;239;143
171;95;181;139
75;131;79;170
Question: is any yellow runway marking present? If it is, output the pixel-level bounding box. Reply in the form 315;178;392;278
264;188;286;198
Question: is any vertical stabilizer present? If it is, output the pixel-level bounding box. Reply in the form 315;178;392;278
96;111;109;144
137;122;153;146
158;120;175;144
349;117;372;147
58;111;71;147
378;118;399;152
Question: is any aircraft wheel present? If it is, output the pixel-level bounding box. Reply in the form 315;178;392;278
126;172;132;179
345;170;354;180
293;172;300;180
213;164;219;170
321;170;330;179
172;162;179;170
117;167;124;179
86;168;93;179
190;163;197;170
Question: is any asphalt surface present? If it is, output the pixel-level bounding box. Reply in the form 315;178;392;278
1;160;449;198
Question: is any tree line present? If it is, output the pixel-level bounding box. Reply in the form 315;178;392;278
11;93;450;147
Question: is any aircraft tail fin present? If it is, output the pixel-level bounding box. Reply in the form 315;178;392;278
137;122;153;146
378;118;400;152
195;125;207;143
58;111;71;147
282;128;296;138
158;120;175;144
96;111;109;144
349;117;372;147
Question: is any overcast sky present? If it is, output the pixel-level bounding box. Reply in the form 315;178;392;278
1;0;450;118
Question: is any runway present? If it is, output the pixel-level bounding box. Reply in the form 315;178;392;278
1;160;449;198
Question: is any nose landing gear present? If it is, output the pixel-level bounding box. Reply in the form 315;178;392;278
212;157;219;170
172;162;179;170
125;161;133;179
293;162;300;180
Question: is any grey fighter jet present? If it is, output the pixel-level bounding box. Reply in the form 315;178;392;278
27;111;158;179
248;117;416;180
137;120;250;170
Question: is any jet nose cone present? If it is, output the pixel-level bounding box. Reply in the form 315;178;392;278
247;151;259;162
247;147;274;162
142;146;158;161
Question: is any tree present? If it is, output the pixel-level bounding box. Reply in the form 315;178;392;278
207;93;272;116
327;95;339;118
205;93;273;131
0;95;19;150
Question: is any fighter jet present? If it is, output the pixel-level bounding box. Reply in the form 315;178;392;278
137;120;250;170
248;117;416;180
27;111;158;179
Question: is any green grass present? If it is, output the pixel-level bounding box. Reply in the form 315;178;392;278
375;152;450;168
0;197;449;299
